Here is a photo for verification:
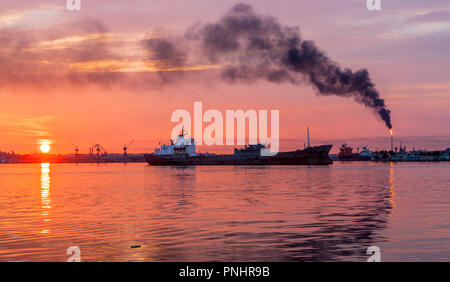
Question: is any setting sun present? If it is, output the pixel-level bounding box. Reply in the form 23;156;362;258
40;143;51;153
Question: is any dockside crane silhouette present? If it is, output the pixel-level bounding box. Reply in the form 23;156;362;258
123;140;135;157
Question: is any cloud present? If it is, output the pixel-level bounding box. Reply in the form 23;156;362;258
0;13;123;87
0;114;53;137
0;5;65;29
408;10;450;23
0;6;217;90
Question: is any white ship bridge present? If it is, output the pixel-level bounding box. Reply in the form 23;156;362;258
155;129;196;156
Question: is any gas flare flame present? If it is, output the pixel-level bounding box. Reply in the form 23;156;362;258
389;129;393;136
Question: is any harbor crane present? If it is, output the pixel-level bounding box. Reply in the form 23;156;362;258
71;142;79;156
123;140;135;157
89;144;108;157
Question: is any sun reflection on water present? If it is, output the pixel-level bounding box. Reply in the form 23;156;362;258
40;163;51;234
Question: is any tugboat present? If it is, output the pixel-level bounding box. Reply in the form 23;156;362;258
145;129;333;166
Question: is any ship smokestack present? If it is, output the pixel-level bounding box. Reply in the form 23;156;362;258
390;129;393;151
307;127;310;148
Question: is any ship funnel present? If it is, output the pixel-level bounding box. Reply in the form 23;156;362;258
307;127;310;148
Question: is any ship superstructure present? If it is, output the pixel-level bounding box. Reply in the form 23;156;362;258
155;129;196;157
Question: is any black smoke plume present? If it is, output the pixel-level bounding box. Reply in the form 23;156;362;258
143;38;186;69
163;3;392;129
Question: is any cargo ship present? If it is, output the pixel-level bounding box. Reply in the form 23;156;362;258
338;144;373;161
144;130;332;166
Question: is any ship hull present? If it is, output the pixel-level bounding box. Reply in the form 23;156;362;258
145;145;332;166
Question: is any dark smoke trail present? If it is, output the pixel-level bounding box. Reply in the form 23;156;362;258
143;38;186;69
178;3;392;129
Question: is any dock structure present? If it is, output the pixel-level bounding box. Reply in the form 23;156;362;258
0;152;147;164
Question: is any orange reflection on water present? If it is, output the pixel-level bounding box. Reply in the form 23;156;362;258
40;163;52;234
388;162;396;214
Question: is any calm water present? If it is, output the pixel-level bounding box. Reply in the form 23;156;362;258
0;162;449;261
